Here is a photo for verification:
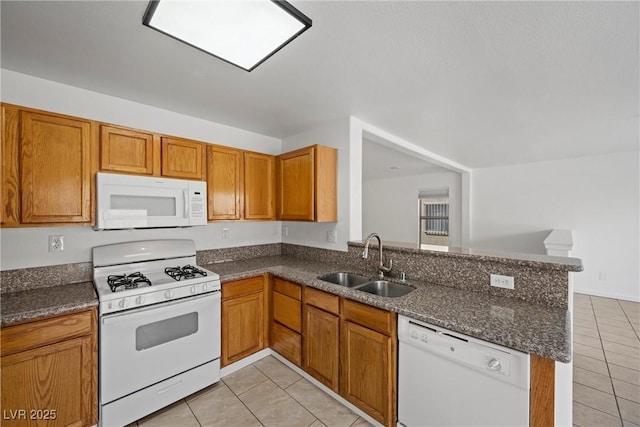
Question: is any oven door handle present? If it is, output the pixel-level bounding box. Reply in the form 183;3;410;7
102;291;220;325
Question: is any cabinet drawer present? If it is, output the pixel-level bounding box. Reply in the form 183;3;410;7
273;278;301;300
271;322;301;366
273;292;302;333
343;299;395;336
1;308;95;357
304;287;339;315
222;276;264;300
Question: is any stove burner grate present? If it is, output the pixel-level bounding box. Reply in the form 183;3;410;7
165;265;208;281
107;272;152;292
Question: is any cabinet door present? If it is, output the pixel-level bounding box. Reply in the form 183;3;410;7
20;111;93;224
341;321;395;426
161;137;205;180
276;146;314;220
304;305;339;391
221;292;265;366
100;124;159;175
1;105;20;225
244;152;274;220
1;335;95;427
207;145;243;220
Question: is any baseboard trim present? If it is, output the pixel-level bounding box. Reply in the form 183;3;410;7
220;348;272;377
574;290;640;303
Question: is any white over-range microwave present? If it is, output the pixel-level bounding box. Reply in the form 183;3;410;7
95;172;207;230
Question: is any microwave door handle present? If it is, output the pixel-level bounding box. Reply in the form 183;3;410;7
183;190;189;218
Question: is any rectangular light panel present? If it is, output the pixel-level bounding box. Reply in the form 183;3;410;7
143;0;312;71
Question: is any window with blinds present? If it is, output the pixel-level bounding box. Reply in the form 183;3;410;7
421;202;449;236
419;188;449;246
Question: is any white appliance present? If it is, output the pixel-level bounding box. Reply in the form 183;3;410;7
93;239;221;427
397;315;530;427
95;172;207;230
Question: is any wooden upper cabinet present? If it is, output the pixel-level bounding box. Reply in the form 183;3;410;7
161;137;205;180
276;144;337;222
244;152;275;220
20;110;94;224
206;144;243;220
100;124;159;175
1;105;20;225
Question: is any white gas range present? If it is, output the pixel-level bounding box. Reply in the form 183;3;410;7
92;239;221;427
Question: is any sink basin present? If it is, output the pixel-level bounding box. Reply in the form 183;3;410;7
353;280;415;298
318;272;370;288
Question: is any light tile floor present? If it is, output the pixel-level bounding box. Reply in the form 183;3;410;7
128;293;639;427
131;356;373;427
573;294;640;427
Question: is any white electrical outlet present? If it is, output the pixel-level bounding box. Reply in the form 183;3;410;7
490;274;514;290
283;226;289;237
221;228;229;239
327;230;337;243
49;235;64;252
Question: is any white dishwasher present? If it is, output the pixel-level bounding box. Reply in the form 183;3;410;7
397;315;530;427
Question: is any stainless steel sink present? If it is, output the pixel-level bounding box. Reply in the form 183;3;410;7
353;280;415;298
318;272;371;288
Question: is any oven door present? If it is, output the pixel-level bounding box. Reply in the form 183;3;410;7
100;292;221;404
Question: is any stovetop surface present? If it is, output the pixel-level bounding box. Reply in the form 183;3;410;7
92;240;221;311
93;258;220;301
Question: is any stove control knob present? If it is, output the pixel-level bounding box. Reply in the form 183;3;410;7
190;285;197;294
119;298;130;308
203;283;208;292
135;296;145;305
164;290;174;299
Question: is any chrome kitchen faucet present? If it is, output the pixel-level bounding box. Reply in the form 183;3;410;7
362;233;393;278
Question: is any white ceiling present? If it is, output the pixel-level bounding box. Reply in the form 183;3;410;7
362;138;451;180
1;1;638;168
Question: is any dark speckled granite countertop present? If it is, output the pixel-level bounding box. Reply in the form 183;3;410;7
0;255;570;362
205;255;571;362
1;281;98;326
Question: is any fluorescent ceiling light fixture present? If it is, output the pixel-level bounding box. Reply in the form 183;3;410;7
143;0;312;71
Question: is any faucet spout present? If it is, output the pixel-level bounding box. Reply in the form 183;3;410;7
362;233;393;277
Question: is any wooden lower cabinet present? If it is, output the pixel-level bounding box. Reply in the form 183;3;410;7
303;287;340;392
530;355;555;427
341;300;397;427
270;321;302;366
221;276;267;367
270;278;302;366
0;308;97;427
304;304;339;392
